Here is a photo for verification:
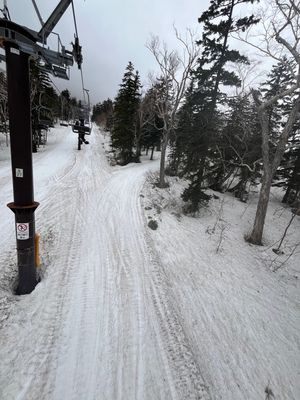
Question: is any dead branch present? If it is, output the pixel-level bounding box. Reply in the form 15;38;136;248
273;207;299;253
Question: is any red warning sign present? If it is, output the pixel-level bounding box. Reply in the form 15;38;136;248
16;223;29;240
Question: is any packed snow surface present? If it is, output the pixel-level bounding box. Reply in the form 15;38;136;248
0;126;299;400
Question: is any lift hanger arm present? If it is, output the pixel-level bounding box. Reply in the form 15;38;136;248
38;0;72;43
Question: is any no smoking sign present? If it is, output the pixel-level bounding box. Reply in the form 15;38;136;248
16;223;29;240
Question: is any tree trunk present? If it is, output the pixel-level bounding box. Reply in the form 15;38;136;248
249;95;300;244
197;153;207;185
247;101;273;245
282;186;292;204
158;130;169;187
135;141;141;162
247;172;272;245
150;146;155;160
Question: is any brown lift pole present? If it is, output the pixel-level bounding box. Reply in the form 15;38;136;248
5;42;39;295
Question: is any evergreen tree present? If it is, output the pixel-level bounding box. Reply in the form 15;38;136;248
60;89;71;121
181;0;260;211
223;95;262;200
140;86;163;160
30;59;58;150
261;57;296;146
142;113;163;160
69;97;79;120
132;87;160;161
180;85;222;211
168;82;195;176
30;58;53;121
261;57;299;204
280;141;300;205
92;99;113;130
111;62;141;165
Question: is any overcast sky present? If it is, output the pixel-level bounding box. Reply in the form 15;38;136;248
6;0;212;105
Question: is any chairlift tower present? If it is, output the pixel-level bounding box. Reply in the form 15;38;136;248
0;0;82;294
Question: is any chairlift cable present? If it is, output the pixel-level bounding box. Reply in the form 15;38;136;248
80;67;86;103
70;1;87;105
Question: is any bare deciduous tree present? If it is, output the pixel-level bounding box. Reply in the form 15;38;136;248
146;28;200;188
236;0;300;244
232;60;265;96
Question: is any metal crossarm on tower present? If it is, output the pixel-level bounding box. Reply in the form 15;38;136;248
0;19;74;78
38;0;72;43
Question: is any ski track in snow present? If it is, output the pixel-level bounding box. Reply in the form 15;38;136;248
0;127;209;400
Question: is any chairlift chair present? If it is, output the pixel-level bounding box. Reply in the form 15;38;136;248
52;64;70;80
72;111;91;134
72;117;91;151
32;104;52;150
72;121;91;134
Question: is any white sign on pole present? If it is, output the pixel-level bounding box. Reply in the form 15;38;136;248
16;223;29;240
10;48;20;55
16;168;23;178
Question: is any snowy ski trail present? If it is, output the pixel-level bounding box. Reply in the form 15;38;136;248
0;127;209;400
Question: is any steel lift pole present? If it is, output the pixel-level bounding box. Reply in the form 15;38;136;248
5;42;39;294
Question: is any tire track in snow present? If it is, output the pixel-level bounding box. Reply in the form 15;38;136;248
144;256;210;400
0;129;210;400
46;136;209;399
81;164;210;400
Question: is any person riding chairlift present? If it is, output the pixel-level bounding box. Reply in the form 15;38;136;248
76;118;89;144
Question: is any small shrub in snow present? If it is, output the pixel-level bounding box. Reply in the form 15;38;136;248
265;385;274;399
164;166;177;177
148;220;158;230
182;185;211;214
